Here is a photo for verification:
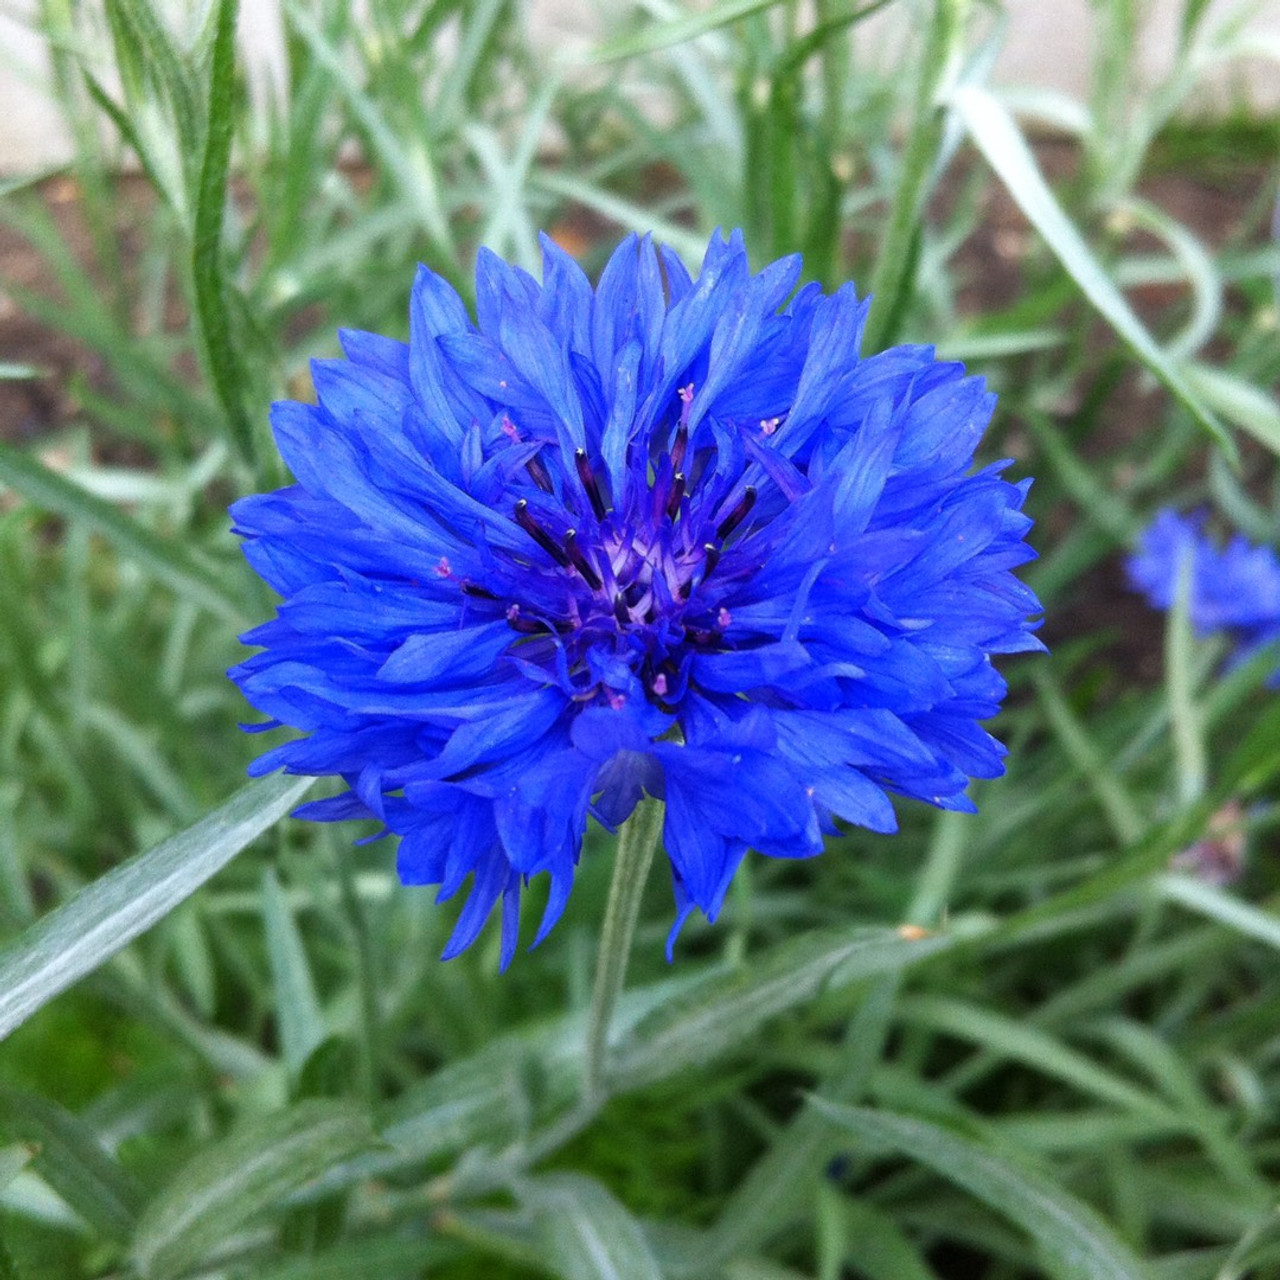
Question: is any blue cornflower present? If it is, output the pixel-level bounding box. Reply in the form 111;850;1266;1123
230;230;1043;966
1128;508;1280;680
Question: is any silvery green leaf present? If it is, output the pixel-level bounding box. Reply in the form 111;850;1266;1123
520;1172;665;1280
0;774;313;1041
131;1100;377;1280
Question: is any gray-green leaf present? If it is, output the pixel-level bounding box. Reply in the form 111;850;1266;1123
0;774;313;1041
0;1089;141;1240
950;84;1231;460
0;441;246;624
809;1101;1147;1280
613;926;954;1087
131;1099;377;1280
262;865;327;1075
521;1172;665;1280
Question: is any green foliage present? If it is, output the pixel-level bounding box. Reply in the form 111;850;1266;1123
0;1;1278;1277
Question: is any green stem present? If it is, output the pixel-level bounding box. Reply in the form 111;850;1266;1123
583;796;664;1100
333;833;379;1105
1167;544;1207;806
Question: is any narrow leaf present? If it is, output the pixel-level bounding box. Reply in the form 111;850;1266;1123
191;0;257;463
1156;874;1280;951
839;1199;940;1280
712;976;900;1259
810;1102;1147;1280
0;1089;142;1240
589;0;785;62
0;774;313;1041
0;1146;32;1195
284;2;455;257
521;1173;664;1280
262;866;327;1075
0;442;246;624
951;84;1232;459
253;1235;458;1279
613;927;954;1087
896;995;1178;1120
997;698;1280;944
131;1100;376;1280
1183;362;1280;456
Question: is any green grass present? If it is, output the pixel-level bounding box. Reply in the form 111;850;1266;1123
1;1;1279;1277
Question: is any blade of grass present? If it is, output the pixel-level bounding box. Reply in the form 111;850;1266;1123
994;699;1280;947
897;995;1179;1122
284;1;456;260
1155;875;1280;952
950;83;1232;460
0;1088;142;1240
262;865;327;1077
191;0;257;466
1182;362;1280;457
0;774;313;1041
519;1172;664;1280
1166;548;1207;806
528;171;707;263
712;976;900;1260
864;0;966;350
0;442;246;625
809;1102;1148;1280
1032;668;1145;846
611;926;956;1089
1109;196;1221;362
588;0;788;62
130;1099;376;1280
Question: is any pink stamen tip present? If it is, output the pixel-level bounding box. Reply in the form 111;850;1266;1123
501;415;519;439
760;417;780;436
506;604;520;622
677;383;696;432
436;556;452;577
717;607;732;628
608;692;626;711
652;672;669;696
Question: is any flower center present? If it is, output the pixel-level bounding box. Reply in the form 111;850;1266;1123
479;394;763;704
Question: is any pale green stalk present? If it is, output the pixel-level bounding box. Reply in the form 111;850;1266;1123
582;797;665;1099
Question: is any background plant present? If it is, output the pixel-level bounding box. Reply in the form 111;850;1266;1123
0;0;1279;1277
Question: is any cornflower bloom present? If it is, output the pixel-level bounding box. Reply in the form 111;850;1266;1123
231;230;1043;966
1128;508;1280;682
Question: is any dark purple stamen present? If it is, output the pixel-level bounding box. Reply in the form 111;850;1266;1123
574;448;608;521
680;541;719;599
670;423;689;471
526;455;554;493
613;593;630;626
514;499;570;567
462;582;498;600
716;486;757;542
667;472;686;520
506;605;542;633
564;528;603;590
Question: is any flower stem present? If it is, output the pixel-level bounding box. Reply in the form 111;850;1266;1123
583;796;664;1100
